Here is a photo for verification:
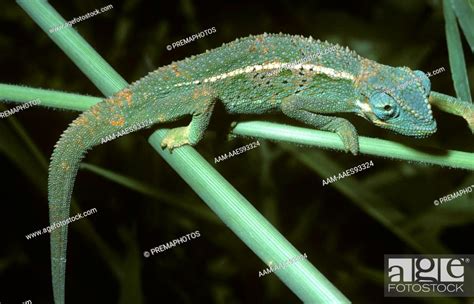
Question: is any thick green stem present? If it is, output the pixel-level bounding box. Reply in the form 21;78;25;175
149;131;350;303
429;91;474;132
0;83;100;111
17;0;127;96
232;121;474;170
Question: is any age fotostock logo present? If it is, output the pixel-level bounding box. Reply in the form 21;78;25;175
384;255;474;297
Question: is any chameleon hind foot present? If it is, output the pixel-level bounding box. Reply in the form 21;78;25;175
160;127;190;150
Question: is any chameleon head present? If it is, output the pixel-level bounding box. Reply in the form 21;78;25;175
356;66;437;138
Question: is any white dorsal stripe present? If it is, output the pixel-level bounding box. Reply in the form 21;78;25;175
172;62;355;87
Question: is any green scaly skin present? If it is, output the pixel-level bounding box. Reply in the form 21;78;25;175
48;33;473;303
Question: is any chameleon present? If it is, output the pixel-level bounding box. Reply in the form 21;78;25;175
48;33;471;303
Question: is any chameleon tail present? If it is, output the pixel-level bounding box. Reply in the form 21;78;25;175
47;89;144;304
48;84;189;303
48;111;103;304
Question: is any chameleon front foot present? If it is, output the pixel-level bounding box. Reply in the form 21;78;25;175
323;118;360;155
336;127;359;155
160;127;190;150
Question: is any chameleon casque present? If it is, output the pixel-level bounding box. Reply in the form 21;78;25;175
49;33;439;303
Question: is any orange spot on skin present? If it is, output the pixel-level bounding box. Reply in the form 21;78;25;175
171;64;182;77
117;89;133;106
158;114;166;122
355;59;378;86
110;115;125;126
90;104;101;118
106;97;122;107
73;115;89;126
192;87;213;99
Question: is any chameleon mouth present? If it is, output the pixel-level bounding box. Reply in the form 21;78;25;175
373;119;437;137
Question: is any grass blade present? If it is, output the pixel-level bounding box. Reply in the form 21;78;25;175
443;0;472;102
451;0;474;52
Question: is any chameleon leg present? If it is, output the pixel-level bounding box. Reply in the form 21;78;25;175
281;95;359;154
161;98;216;150
429;91;474;133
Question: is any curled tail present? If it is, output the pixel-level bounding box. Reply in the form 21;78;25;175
49;77;200;303
48;124;89;304
48;88;151;303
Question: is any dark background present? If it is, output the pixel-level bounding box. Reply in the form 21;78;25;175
0;0;473;303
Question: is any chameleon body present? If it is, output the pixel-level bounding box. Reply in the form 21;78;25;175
48;33;436;303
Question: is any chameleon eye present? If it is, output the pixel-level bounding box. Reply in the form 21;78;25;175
382;103;399;119
369;92;399;120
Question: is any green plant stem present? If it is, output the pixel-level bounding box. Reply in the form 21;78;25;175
149;130;350;303
17;0;127;96
232;121;474;170
429;91;474;132
1;84;474;170
0;83;100;111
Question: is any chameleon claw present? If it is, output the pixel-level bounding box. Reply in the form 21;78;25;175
342;137;359;155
